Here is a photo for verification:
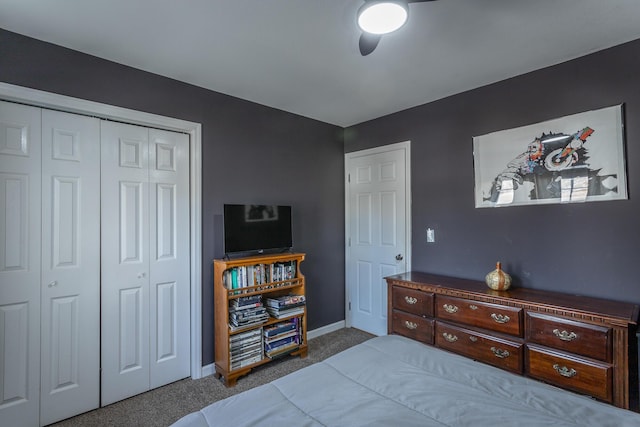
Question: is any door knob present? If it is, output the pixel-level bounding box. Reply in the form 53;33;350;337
137;272;146;279
395;254;403;261
48;280;58;288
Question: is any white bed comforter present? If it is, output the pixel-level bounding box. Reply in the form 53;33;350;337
172;335;640;427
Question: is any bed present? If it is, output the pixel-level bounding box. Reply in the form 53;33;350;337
171;334;640;427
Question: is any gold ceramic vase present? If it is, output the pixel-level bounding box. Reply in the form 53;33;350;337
485;261;511;291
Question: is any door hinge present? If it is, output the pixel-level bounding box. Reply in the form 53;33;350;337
348;173;350;183
348;301;351;311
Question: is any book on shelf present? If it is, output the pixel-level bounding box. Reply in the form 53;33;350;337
231;353;263;369
230;335;262;349
230;295;262;309
230;331;261;342
263;320;297;338
263;318;302;359
230;306;266;319
264;335;298;351
229;314;269;327
230;344;262;356
233;313;267;322
231;341;262;354
231;348;262;362
229;295;268;329
230;328;264;370
271;261;296;282
264;294;306;319
230;327;262;340
230;330;262;345
265;342;299;359
223;261;298;291
264;331;300;350
266;306;304;319
231;349;262;362
229;321;267;332
265;294;306;308
264;329;298;343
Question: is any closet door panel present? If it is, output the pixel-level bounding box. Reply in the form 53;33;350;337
40;110;100;425
101;121;150;406
149;129;190;388
0;101;41;427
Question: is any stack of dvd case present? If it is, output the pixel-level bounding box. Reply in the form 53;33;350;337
265;294;306;319
229;295;269;330
263;319;301;359
230;328;263;369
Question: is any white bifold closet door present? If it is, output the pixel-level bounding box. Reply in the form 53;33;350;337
0;101;100;427
100;121;190;406
0;101;42;427
40;109;100;424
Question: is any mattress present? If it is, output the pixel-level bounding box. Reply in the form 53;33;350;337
172;334;640;427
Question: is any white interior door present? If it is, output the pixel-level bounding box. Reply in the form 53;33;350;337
345;142;410;336
0;101;42;427
148;128;190;388
101;121;151;405
40;109;100;425
101;121;190;405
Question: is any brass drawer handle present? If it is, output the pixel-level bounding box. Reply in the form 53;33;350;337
442;332;458;342
553;329;578;342
404;320;418;330
404;296;418;305
469;304;478;310
443;304;459;314
490;347;510;359
469;336;478;342
491;313;510;324
553;364;577;378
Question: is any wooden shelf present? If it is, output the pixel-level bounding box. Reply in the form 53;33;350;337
214;252;307;386
225;279;303;299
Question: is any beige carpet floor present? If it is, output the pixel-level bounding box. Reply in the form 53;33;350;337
49;327;374;427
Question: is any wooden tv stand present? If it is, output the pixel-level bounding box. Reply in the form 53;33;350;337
214;253;307;386
386;271;639;410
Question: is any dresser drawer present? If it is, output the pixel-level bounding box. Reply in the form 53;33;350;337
392;286;433;317
526;344;612;403
435;295;523;336
526;312;612;362
391;310;434;344
435;321;523;374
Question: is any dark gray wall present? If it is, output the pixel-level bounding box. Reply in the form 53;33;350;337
0;29;345;366
346;39;640;305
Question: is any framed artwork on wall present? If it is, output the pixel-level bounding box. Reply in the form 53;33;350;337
473;105;627;208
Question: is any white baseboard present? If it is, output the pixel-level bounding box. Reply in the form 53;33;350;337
201;363;216;378
199;320;347;377
307;320;345;340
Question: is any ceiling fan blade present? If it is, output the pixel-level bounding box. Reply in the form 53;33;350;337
359;33;382;56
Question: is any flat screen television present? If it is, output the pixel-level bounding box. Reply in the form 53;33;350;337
223;204;293;256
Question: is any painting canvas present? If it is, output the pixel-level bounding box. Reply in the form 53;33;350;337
473;105;627;208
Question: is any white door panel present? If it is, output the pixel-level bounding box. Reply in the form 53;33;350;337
346;143;410;336
149;129;190;388
40;109;100;425
101;121;151;405
101;123;190;404
0;101;41;427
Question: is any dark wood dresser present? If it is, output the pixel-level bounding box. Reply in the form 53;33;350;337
386;272;639;410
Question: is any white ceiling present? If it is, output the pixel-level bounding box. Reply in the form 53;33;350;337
1;0;640;127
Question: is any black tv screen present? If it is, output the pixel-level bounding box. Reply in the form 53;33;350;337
223;204;293;255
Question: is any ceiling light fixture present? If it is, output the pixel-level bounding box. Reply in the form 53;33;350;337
357;1;409;35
